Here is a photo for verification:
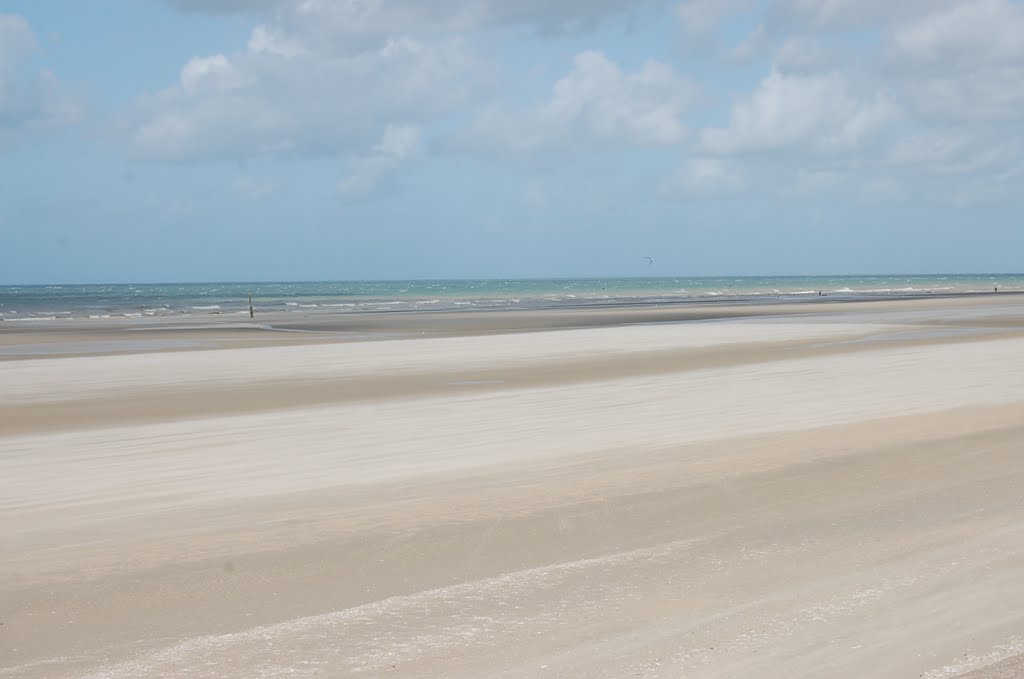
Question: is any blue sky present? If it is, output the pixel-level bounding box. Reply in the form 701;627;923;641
2;0;1023;283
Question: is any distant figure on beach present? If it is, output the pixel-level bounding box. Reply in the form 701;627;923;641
995;285;999;292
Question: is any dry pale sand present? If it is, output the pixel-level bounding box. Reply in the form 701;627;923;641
2;295;1024;678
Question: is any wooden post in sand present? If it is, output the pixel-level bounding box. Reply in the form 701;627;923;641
249;292;254;318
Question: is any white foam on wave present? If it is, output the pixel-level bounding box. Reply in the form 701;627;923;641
190;305;222;310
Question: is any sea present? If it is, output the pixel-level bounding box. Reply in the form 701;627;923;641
0;274;1020;321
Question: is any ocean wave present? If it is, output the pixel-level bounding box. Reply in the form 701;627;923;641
3;278;1021;320
859;287;926;294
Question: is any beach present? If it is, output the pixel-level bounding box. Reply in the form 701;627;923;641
3;294;1024;678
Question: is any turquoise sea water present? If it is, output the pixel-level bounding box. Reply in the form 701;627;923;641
0;275;1020;320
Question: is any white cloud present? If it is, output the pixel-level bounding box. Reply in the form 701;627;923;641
766;0;962;32
0;14;81;134
338;124;419;199
167;0;278;12
893;0;1024;68
167;0;663;36
247;25;309;58
886;132;970;169
904;67;1024;123
699;69;895;155
179;54;245;97
772;37;838;73
673;157;745;194
135;0;1024;209
882;1;1024;125
887;131;1018;175
678;0;756;40
130;34;484;161
374;123;418;159
133;1;670;172
463;51;695;151
731;25;771;62
0;14;35;61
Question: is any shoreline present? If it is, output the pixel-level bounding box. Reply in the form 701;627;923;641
1;287;1021;329
2;291;1022;359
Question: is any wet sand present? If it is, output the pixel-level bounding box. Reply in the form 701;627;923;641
2;295;1024;678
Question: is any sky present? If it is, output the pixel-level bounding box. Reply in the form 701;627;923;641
2;0;1023;284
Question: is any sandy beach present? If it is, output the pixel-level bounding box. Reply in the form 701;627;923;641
3;295;1024;678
